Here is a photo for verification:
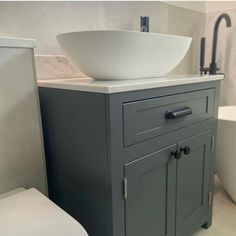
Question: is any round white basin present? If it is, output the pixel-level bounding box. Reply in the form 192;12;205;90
57;30;192;80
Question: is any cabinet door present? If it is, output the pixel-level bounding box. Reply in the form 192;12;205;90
176;131;212;236
124;145;177;236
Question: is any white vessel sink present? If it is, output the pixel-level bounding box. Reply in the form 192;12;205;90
57;30;192;80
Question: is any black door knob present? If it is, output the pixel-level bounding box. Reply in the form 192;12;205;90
181;146;191;155
171;149;182;160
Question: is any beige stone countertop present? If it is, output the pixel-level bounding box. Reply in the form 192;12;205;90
38;74;224;94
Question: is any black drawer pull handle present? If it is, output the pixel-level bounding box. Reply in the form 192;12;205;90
165;106;192;120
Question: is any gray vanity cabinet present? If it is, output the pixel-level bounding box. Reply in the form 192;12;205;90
39;80;220;236
125;145;177;236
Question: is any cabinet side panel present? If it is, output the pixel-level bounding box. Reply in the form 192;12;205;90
39;88;112;236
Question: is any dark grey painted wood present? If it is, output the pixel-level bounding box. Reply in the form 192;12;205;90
38;80;221;236
105;81;219;236
123;89;214;146
124;145;177;236
176;131;212;236
39;88;112;236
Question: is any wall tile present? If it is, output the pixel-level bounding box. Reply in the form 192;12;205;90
0;2;206;79
98;1;168;33
168;5;205;74
0;2;99;54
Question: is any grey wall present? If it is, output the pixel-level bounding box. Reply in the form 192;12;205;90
0;1;205;74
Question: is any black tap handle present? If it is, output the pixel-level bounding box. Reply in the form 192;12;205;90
200;37;205;71
140;16;149;32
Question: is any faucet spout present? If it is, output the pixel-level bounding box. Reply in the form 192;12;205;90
210;13;232;74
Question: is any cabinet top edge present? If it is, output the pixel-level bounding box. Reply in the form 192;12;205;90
0;37;36;49
38;74;224;94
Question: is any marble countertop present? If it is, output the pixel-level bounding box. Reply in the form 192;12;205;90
0;37;36;48
38;74;224;94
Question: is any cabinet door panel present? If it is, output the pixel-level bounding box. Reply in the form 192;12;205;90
124;145;176;236
176;131;212;236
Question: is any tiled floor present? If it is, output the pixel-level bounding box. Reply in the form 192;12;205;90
193;176;236;236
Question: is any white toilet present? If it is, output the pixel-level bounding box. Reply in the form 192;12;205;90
0;37;88;235
0;188;88;236
216;106;236;203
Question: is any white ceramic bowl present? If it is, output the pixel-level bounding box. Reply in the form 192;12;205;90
57;30;192;80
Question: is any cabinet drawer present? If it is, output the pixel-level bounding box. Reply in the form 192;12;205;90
123;89;215;146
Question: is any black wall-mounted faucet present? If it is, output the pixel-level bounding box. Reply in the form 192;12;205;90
140;16;149;32
200;13;232;75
